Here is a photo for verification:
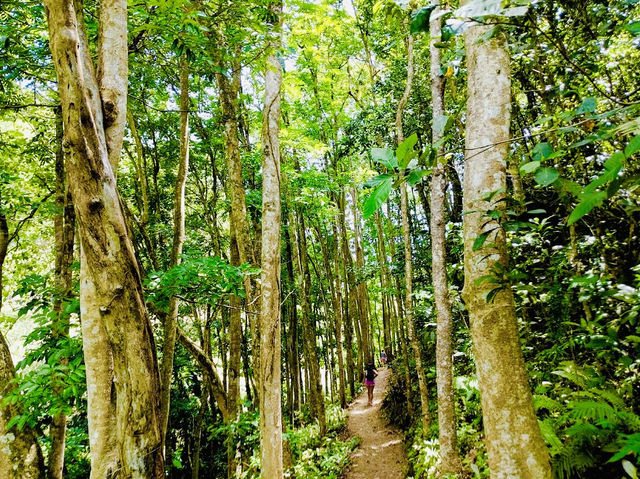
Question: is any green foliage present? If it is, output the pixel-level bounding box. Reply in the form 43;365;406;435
363;133;429;219
146;255;254;310
534;362;640;478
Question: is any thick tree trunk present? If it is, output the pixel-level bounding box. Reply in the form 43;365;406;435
462;17;551;479
45;0;164;475
429;2;462;473
160;54;190;449
396;31;430;434
259;3;284;474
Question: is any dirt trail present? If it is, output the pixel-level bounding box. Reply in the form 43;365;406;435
343;367;407;479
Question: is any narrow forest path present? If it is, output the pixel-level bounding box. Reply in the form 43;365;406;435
343;367;408;479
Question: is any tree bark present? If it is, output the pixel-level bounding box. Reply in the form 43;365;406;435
429;1;462;473
396;31;430;434
0;217;45;478
259;2;284;474
351;187;372;366
44;0;165;475
462;15;551;479
160;54;190;448
293;210;327;436
49;107;76;479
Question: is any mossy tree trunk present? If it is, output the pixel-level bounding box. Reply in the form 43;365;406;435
259;2;284;474
44;0;165;474
429;0;462;473
462;15;552;479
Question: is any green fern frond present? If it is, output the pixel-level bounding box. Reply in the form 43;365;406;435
592;388;627;409
552;448;597;479
539;418;566;454
534;394;564;412
568;400;619;425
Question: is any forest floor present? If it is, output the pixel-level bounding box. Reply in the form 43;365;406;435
342;366;408;479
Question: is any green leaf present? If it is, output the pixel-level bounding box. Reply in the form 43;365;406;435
623;21;640;34
534;168;559;186
397;133;418;167
520;161;541;174
576;97;597;114
625;135;640;157
433;114;451;136
406;168;431;186
473;230;492;251
567;191;607;225
371;148;397;170
532;142;553;161
410;6;436;34
363;176;392;219
364;174;392;188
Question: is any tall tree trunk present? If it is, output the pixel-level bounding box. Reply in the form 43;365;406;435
160;54;190;449
45;0;165;475
429;1;462;473
338;191;363;383
216;50;253;420
49;107;76;479
462;15;551;479
294;210;327;436
351;188;372;366
0;217;45;478
396;31;430;434
375;212;392;359
259;2;284;474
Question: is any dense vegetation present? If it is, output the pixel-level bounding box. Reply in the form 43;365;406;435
0;0;639;477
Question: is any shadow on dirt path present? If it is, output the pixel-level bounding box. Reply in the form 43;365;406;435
342;367;408;479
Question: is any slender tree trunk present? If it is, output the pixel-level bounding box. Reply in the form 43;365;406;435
45;0;165;474
375;212;392;359
49;107;76;479
191;391;207;479
294;210;327;436
428;1;462;473
396;31;430;434
160;53;190;449
339;191;363;382
351;188;372;366
216;50;253;423
259;3;284;474
462;15;551;478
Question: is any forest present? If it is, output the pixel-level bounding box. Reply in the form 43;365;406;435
0;0;639;477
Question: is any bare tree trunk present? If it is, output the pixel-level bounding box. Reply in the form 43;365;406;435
49;107;76;479
259;2;284;474
0;217;45;478
396;31;430;434
462;14;551;478
428;1;462;473
293;210;327;436
160;54;190;450
351;187;372;366
45;0;165;474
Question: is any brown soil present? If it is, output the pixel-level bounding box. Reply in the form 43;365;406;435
342;367;408;479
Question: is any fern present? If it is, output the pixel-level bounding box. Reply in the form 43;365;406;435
568;400;619;426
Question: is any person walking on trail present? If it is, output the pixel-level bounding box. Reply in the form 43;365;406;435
363;363;379;406
380;350;387;366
